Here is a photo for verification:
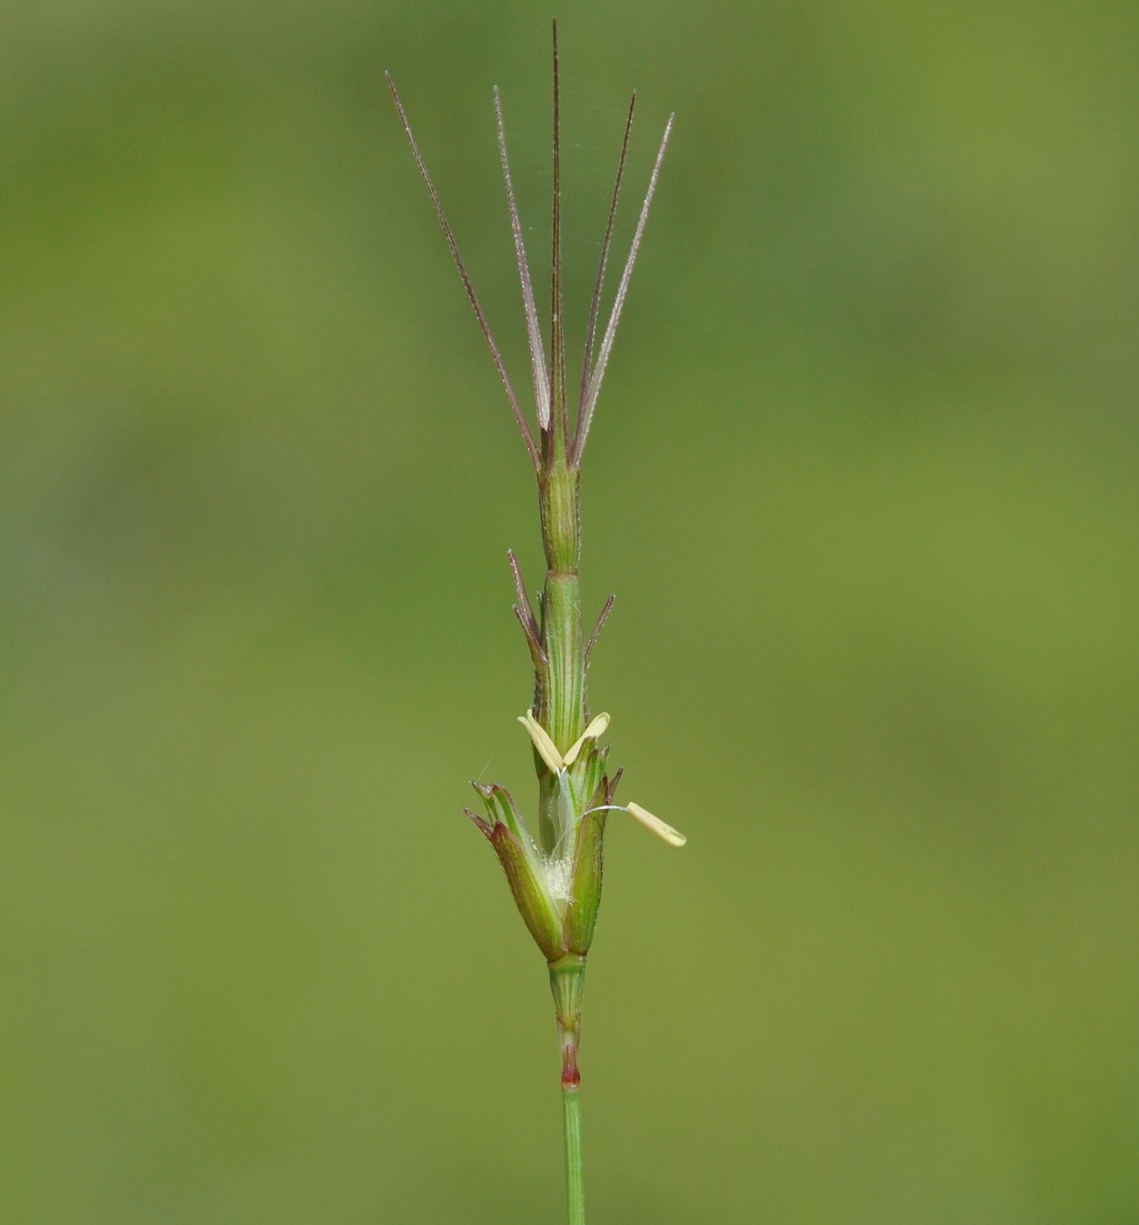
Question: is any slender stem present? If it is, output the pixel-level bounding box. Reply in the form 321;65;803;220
551;957;587;1225
535;459;586;850
562;1083;585;1225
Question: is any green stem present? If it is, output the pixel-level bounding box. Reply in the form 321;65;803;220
537;460;584;738
562;1082;585;1225
550;957;587;1225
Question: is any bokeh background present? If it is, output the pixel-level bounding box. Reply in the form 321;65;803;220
2;2;1137;1222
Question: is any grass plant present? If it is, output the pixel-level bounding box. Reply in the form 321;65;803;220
387;22;682;1224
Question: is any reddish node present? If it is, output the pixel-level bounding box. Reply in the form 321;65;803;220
561;1044;581;1089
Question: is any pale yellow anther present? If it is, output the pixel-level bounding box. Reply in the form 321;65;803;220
562;712;611;767
517;711;565;773
625;801;687;847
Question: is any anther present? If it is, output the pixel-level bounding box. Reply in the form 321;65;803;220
563;712;610;766
625;802;687;847
518;711;565;773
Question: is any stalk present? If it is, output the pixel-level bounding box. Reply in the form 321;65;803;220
535;459;585;852
551;957;586;1225
541;460;589;1222
562;1087;585;1225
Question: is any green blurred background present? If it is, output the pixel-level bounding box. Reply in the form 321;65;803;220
2;2;1137;1222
